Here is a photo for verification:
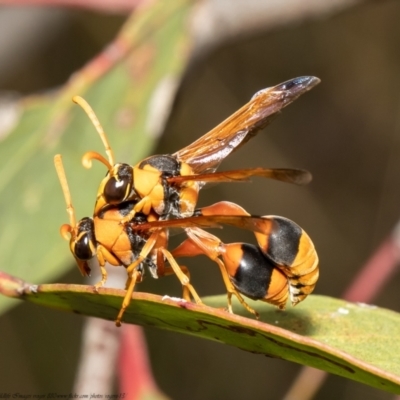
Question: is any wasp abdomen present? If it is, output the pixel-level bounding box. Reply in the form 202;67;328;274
222;243;288;308
255;216;319;305
259;216;302;266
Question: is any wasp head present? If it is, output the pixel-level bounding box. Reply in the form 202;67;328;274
94;163;137;215
60;217;95;277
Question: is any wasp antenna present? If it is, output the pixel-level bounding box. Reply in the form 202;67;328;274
54;154;77;229
72;95;115;167
82;150;113;172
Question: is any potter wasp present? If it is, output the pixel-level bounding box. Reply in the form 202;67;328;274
76;76;320;222
56;76;320;326
55;155;318;325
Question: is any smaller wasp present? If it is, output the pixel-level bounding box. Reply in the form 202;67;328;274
55;155;202;326
75;76;319;222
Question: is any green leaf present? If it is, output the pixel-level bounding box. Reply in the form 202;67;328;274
1;271;399;394
0;0;194;314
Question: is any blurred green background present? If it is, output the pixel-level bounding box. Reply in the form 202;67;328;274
1;2;400;399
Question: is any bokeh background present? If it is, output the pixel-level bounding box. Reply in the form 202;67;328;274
1;2;400;399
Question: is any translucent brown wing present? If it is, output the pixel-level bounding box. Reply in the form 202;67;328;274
174;76;320;174
131;214;277;236
167;167;312;185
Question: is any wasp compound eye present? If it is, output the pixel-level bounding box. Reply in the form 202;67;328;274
104;176;130;203
74;233;96;260
104;164;135;204
72;218;96;260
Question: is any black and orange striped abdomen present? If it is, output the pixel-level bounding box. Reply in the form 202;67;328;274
254;216;319;305
221;243;289;309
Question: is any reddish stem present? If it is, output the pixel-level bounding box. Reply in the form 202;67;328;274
342;235;400;302
119;324;164;399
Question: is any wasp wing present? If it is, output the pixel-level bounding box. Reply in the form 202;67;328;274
167;167;312;186
174;76;320;174
131;214;277;236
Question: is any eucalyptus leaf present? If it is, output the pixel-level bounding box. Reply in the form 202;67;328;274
1;271;399;394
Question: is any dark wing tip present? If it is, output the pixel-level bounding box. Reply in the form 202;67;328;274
272;168;313;185
292;169;313;185
251;76;320;104
274;76;321;94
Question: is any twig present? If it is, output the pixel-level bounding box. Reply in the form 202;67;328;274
74;317;122;393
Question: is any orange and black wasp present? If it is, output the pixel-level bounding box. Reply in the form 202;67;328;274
55;155;202;325
76;76;320;222
55;155;318;326
55;76;320;325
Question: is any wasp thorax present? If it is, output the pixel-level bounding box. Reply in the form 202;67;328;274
104;163;135;203
72;218;97;261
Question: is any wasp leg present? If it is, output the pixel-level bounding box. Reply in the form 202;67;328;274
190;201;260;315
119;172;165;223
175;227;259;318
94;263;107;291
115;231;160;327
118;196;155;224
93;245;122;290
115;268;141;327
213;254;259;318
160;248;202;304
175;266;191;302
114;195;156;224
160;265;192;302
150;227;200;302
155;250;192;302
